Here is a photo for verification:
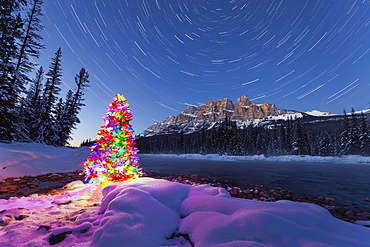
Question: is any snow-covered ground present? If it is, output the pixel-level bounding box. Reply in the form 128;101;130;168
1;143;370;246
1;178;370;246
0;142;90;180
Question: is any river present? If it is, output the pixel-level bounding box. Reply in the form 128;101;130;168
138;155;370;210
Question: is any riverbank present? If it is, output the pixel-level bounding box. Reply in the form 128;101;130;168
1;170;369;226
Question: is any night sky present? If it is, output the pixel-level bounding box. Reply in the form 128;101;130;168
38;0;370;145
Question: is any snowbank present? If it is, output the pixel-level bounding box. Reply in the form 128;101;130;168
0;142;90;180
93;178;370;246
1;178;370;246
142;153;370;165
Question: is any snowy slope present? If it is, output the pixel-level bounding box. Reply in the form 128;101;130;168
0;142;90;180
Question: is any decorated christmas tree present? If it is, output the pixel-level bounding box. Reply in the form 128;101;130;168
82;94;142;184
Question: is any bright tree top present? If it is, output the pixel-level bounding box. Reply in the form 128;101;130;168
82;94;142;184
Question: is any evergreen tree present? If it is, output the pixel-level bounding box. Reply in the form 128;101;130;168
28;66;44;108
177;131;184;154
80;138;94;147
0;0;26;141
278;122;287;154
56;68;89;146
0;0;26;83
43;48;62;109
340;109;350;155
318;132;332;156
292;118;308;155
199;129;208;155
82;94;142;184
54;97;64;126
347;108;361;154
13;0;44;85
27;66;44;141
56;90;73;146
285;117;294;154
69;68;89;127
359;113;369;155
37;48;62;145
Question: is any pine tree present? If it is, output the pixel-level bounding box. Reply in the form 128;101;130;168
0;0;26;141
43;48;62;109
340;109;350;155
0;0;26;83
13;0;44;84
53;97;66;145
69;68;89;127
82;94;142;184
37;48;62;145
55;90;73;146
285;117;294;154
292;118;308;155
28;66;44;108
318;132;332;156
27;66;44;141
347;108;361;154
359;113;369;155
55;68;89;146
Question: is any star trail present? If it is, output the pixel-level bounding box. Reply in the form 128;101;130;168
39;0;370;145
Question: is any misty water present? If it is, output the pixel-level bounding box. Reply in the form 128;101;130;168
139;155;370;210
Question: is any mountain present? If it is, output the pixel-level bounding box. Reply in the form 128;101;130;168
139;95;370;137
140;95;302;137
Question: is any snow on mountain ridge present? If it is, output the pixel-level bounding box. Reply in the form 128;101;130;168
140;95;300;137
306;110;336;116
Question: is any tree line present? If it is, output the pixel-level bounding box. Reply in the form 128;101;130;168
0;0;89;146
136;109;370;157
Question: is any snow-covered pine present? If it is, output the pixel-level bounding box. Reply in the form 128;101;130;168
56;90;74;146
53;97;65;145
26;66;45;141
43;48;62;109
13;0;45;85
35;48;62;145
340;109;350;155
348;108;361;155
292;118;308;155
359;113;370;155
0;0;26;141
28;66;44;109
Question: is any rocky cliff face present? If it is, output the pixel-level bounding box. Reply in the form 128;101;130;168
140;95;298;137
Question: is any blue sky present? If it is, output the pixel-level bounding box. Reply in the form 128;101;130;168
37;0;370;146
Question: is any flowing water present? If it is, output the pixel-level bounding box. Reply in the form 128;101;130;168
139;155;370;210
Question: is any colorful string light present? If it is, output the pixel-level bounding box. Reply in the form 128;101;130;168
82;94;142;185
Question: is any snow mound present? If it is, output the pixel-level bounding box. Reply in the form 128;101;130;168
0;142;90;180
92;178;370;246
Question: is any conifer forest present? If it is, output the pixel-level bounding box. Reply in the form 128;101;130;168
136;109;370;157
0;0;89;146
